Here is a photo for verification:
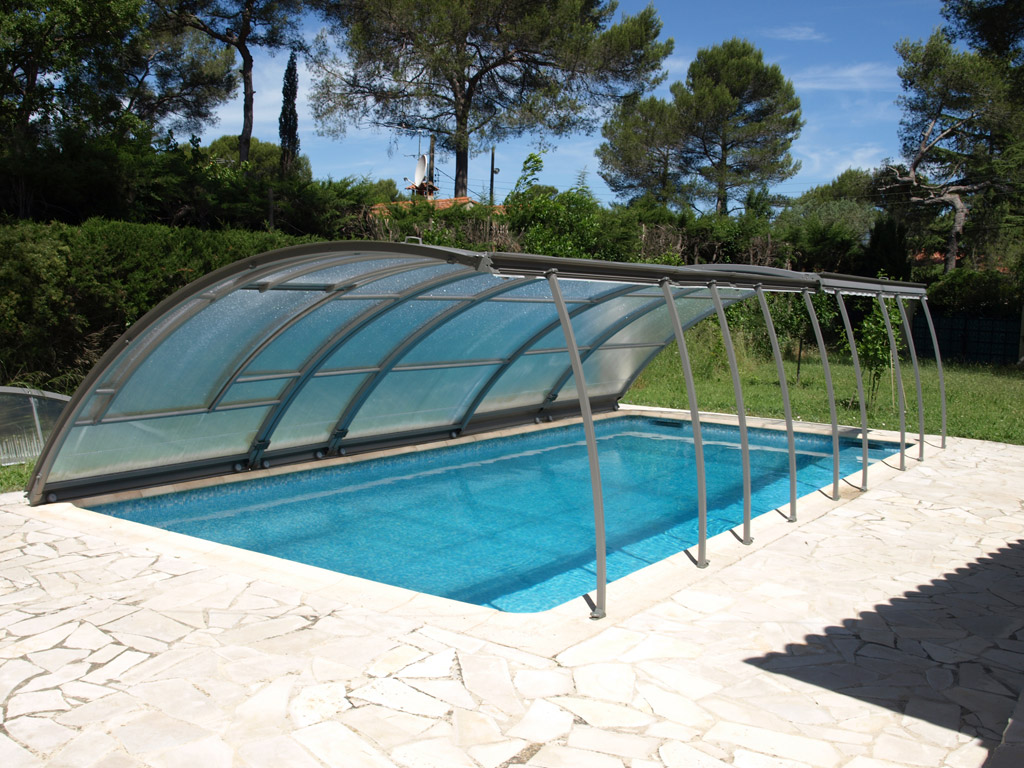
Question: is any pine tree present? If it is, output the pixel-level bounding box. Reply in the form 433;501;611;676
279;50;300;178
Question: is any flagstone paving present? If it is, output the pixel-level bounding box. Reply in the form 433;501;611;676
1;426;1023;767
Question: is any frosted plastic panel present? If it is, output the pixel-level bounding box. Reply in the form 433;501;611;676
278;257;424;287
245;299;380;374
567;346;663;399
49;408;271;481
347;365;501;438
94;295;209;390
218;378;289;407
603;303;673;346
474;352;577;416
402;300;561;364
420;274;507;297
105;290;315;417
321;300;459;369
268;373;369;450
499;279;620;301
348;263;469;294
531;295;656;350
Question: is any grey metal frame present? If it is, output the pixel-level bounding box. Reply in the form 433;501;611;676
803;290;840;500
756;286;798;522
835;292;870;490
896;297;926;461
710;283;753;544
919;297;948;448
547;270;607;620
876;293;907;470
661;279;709;566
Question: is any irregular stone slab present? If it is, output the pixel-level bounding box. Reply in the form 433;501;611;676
349;678;450;717
288;682;352;728
704;721;841;768
508;699;574;743
528;744;625;768
294;721;398;768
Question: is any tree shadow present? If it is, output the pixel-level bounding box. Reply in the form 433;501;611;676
745;540;1024;763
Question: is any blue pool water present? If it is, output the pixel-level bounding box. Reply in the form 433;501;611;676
94;416;898;612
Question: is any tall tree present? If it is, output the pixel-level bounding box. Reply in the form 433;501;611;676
309;0;672;198
279;50;300;178
152;0;303;163
676;38;803;215
888;29;1012;271
123;21;239;134
596;94;686;206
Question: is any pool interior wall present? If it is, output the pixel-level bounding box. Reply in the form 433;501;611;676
89;414;900;613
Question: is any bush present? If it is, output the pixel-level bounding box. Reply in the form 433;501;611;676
927;268;1021;318
0;219;310;391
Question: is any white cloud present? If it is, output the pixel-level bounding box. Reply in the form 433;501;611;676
792;62;898;92
763;25;826;42
793;143;889;183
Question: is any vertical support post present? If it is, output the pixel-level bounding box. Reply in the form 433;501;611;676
877;293;907;471
547;270;606;619
710;283;753;544
896;297;926;461
756;286;798;522
661;279;710;565
836;292;870;490
803;290;840;500
919;297;947;448
29;395;44;447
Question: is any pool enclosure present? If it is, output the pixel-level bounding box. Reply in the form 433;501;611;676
29;241;945;617
1;387;70;466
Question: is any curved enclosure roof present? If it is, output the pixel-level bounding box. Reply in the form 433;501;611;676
29;241;925;504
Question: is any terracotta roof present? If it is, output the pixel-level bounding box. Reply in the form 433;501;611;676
370;197;504;217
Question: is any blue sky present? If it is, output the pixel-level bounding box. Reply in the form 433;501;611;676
200;0;945;204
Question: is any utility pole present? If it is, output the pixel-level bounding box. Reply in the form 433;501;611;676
428;136;436;201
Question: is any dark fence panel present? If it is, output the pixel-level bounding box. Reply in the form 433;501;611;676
913;312;1022;364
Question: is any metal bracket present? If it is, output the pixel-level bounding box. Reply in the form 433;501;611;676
247;438;271;469
327;428;348;455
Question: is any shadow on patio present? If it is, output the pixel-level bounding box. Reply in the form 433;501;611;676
745;539;1024;765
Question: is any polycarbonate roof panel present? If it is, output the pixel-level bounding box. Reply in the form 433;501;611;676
29;240;924;504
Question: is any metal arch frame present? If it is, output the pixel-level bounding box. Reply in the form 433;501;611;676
542;287;706;406
661;279;710;568
246;269;488;467
919;297;948;448
835;292;870;491
876;292;908;471
546;270;607;620
755;285;798;522
802;290;840;500
456;285;643;430
327;278;535;446
896;297;926;461
710;282;754;543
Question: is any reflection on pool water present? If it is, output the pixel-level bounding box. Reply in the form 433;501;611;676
94;415;898;612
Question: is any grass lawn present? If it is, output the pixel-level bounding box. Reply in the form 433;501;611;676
625;324;1024;446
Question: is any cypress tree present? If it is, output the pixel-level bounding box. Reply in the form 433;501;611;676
279;51;300;178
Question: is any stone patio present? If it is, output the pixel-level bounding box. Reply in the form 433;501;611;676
2;417;1024;767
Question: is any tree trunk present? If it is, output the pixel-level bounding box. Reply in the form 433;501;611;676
454;144;469;199
239;45;255;164
944;194;968;272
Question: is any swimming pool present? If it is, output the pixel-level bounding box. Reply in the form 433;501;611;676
93;415;898;612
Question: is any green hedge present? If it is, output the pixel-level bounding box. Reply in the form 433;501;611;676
0;219;311;391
